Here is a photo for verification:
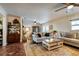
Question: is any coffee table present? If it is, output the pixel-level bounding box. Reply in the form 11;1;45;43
42;39;63;51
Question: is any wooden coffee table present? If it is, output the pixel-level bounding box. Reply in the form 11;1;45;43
42;39;63;51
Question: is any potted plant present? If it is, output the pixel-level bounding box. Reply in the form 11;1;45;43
53;30;57;34
52;30;58;39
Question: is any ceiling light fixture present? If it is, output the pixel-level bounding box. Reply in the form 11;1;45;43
33;19;37;24
67;5;74;9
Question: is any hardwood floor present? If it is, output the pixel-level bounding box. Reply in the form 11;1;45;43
24;40;79;56
0;40;79;56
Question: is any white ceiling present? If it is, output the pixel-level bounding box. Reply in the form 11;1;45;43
0;3;79;26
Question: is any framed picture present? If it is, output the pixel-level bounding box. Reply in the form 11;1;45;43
49;25;53;30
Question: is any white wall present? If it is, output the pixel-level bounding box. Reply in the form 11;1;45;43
48;13;79;32
49;17;71;32
0;6;6;15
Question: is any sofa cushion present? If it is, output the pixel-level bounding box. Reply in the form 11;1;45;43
62;37;79;44
45;33;50;37
63;32;76;38
76;33;79;39
37;33;41;37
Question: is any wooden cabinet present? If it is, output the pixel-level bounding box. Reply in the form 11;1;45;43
7;16;21;43
7;33;20;43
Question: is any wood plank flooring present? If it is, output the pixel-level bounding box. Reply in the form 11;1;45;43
24;40;79;56
0;39;79;56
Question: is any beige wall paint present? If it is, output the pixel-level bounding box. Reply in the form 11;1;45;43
47;13;79;32
7;15;20;24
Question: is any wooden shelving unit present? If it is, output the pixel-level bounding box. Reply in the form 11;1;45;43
7;18;21;43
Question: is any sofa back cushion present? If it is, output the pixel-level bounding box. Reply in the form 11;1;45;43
45;33;50;37
37;33;41;37
60;32;76;39
76;33;79;39
65;32;76;38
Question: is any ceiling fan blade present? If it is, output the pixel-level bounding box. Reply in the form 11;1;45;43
63;3;70;5
64;3;79;7
55;6;67;12
73;3;79;6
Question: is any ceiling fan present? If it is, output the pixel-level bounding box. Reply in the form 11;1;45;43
55;3;79;12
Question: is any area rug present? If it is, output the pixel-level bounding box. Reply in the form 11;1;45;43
0;43;26;56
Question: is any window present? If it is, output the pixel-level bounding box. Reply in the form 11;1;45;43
71;20;79;30
43;25;49;32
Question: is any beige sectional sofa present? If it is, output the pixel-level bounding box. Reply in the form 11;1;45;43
62;37;79;47
61;32;79;48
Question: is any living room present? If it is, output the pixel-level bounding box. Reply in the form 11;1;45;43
0;3;79;56
23;3;79;56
